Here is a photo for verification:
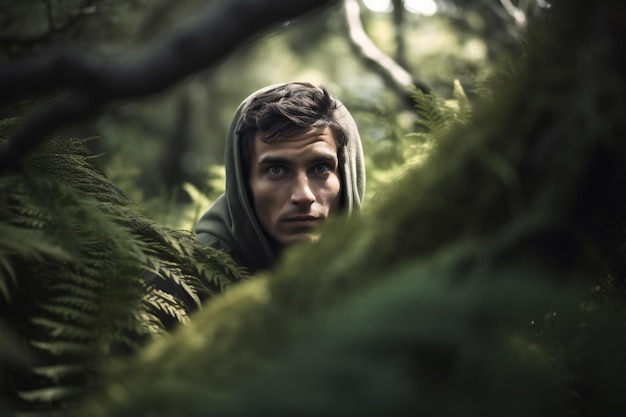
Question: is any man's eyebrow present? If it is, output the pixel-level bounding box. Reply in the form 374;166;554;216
257;153;338;166
308;154;338;164
257;156;290;166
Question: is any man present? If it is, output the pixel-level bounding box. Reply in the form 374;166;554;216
195;82;366;274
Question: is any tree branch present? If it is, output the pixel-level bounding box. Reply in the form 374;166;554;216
0;0;337;172
499;0;527;29
342;0;429;102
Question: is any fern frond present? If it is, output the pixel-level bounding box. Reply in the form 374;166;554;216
1;120;249;416
30;318;94;340
29;341;92;356
0;225;72;261
37;302;99;324
411;87;453;132
47;283;101;302
453;79;472;120
31;365;85;382
144;289;189;325
410;81;472;142
18;386;83;403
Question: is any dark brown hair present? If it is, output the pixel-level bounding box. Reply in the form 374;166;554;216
238;82;349;178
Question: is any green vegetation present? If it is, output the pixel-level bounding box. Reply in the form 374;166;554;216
0;120;247;415
2;0;625;416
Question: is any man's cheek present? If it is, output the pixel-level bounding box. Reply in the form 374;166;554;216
328;176;342;210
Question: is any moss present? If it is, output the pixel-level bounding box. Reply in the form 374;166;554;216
77;0;626;416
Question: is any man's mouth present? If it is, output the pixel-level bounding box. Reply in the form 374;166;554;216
283;215;321;227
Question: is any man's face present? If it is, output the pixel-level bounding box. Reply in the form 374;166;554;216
249;126;342;246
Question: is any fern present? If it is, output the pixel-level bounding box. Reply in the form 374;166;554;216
368;82;474;189
0;119;248;416
411;84;462;134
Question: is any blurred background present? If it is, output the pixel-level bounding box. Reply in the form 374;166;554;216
0;0;550;230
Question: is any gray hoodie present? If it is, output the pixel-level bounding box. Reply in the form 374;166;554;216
194;84;366;274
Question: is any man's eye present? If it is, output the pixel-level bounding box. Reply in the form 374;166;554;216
268;166;285;175
314;164;331;175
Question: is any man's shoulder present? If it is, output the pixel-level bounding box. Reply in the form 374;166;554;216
194;195;234;250
196;230;234;254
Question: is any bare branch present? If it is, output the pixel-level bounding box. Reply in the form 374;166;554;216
0;0;338;172
342;0;429;103
499;0;527;29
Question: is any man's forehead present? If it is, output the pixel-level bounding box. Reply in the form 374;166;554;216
257;126;334;141
254;126;336;148
253;128;338;163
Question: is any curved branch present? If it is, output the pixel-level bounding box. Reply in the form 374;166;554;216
0;0;337;172
343;0;429;101
499;0;527;29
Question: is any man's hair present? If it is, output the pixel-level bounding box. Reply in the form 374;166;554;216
238;82;349;179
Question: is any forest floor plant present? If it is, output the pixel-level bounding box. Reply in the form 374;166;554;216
0;120;247;416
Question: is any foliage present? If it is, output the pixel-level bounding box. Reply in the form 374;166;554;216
18;0;498;219
0;119;247;416
365;78;472;202
70;0;626;416
0;0;510;227
1;1;625;416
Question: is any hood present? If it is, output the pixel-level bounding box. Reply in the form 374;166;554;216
195;84;366;274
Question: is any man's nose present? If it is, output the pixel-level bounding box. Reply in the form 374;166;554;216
291;173;315;206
